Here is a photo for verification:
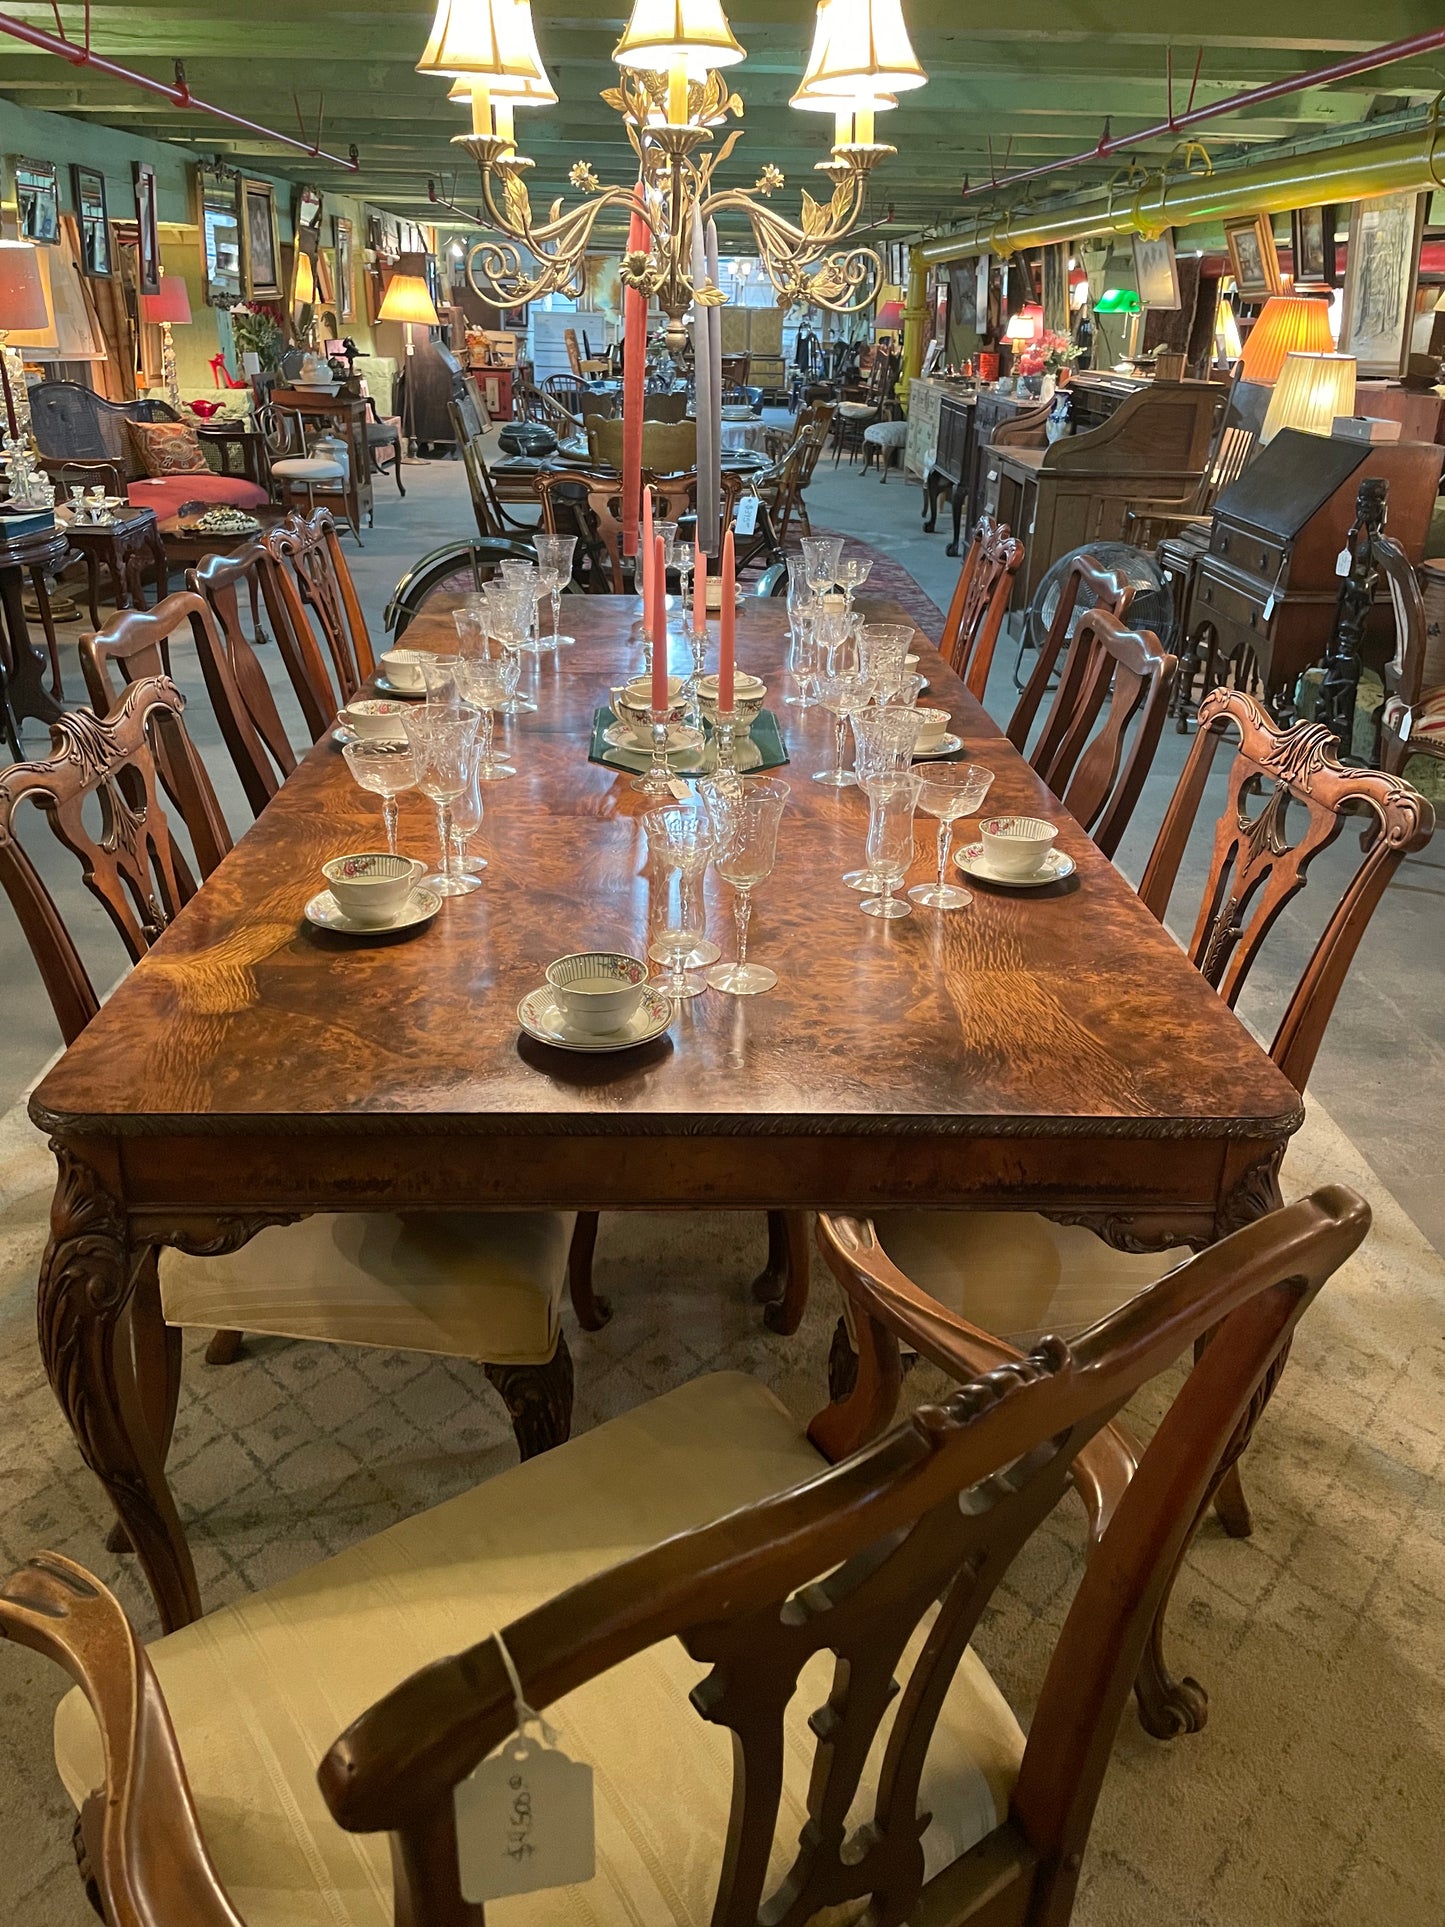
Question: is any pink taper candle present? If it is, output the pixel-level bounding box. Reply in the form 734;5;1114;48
718;527;736;711
693;537;707;637
650;533;668;711
641;484;654;638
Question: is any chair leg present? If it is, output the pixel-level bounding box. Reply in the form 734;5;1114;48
567;1211;610;1329
206;1327;246;1365
485;1333;574;1460
393;448;407;498
749;1209;811;1334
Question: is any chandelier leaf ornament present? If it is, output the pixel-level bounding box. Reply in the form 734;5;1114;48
419;0;927;345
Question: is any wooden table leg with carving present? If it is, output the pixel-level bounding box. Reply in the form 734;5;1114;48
749;1208;812;1334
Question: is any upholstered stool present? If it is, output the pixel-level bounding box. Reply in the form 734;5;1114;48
862;418;909;482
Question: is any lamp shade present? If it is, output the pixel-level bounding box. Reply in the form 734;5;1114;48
378;272;441;327
1094;287;1140;314
418;0;554;93
1261;352;1356;443
1003;304;1043;342
790;0;926;103
141;272;193;327
447;72;555;107
1238;294;1334;385
613;0;745;73
0;241;49;333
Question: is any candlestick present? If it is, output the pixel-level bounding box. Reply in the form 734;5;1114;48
718;527;736;713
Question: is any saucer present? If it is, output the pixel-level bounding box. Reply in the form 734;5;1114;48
913;733;964;760
304;887;442;934
371;675;426;700
954;843;1076;889
518;984;672;1052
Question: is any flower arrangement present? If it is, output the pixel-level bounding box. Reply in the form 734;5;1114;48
228;303;286;369
1042;330;1083;375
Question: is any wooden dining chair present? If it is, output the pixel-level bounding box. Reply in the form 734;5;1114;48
1372;534;1445;779
188;542;340;750
449;402;544;541
263;509;376;708
1011;607;1177;860
814;688;1432;1735
2;1185;1367;1927
0;676;581;1464
939;516;1026;699
1006;551;1135;756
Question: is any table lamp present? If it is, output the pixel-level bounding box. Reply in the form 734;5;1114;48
1238;294;1334;386
1094;287;1141;364
141;271;193;415
1261;351;1357;442
0;240;49;444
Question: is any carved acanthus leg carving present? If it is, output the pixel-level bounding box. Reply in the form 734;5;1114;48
750;1209;811;1335
38;1146;201;1632
566;1211;609;1331
485;1332;574;1460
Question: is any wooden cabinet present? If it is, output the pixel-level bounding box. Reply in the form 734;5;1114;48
904;376;944;481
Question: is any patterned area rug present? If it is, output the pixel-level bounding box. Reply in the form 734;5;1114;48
1;1090;1441;1926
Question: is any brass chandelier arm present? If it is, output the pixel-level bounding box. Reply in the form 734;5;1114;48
703;179;883;313
466;151;642;304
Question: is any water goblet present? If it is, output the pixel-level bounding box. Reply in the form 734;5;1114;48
860;774;921;919
643;806;717;998
489;587;538;711
701;777;789;995
800;534;843;606
499;561;543;651
532;533;577;646
886;673;927;708
909;763;996;910
420;653;462;707
457;654;517;779
341;739;419;856
403;703;483;896
844;707;926;890
815;607;858;676
814;672;873;787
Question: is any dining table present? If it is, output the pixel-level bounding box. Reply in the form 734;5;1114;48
29;592;1302;1635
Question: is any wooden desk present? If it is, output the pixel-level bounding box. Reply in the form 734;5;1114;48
31;599;1300;1631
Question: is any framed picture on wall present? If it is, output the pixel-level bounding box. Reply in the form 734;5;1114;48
132;162;160;294
71;166;113;277
14;159;60;243
1340;191;1427;378
1133;230;1181;309
1290;205;1336;287
332;215;355;321
240;177;282;301
1224;213;1283;297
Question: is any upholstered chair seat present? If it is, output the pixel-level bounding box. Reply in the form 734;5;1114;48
271;455;346;483
53;1372;1024;1927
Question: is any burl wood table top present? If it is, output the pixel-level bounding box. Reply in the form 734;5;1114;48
32;598;1299;1147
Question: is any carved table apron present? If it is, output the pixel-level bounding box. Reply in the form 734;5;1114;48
30;597;1301;1633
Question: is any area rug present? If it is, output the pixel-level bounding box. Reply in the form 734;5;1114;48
0;1089;1441;1926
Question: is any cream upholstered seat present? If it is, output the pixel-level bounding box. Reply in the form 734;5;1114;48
53;1372;1024;1927
270;454;345;482
868;1211;1187;1350
159;1210;575;1363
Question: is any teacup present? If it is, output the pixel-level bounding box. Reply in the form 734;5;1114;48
379;648;427;693
545;951;649;1035
979;815;1057;878
697;672;767;736
912;706;951;752
341;698;409;741
322;852;425;926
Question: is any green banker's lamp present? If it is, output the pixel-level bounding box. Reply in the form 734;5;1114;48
1095;286;1142;367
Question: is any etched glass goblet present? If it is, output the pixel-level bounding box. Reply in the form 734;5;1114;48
910;763;996;910
701;777;789;996
860;774;921;919
342;739;418;857
403;703;482;896
644;806;716;998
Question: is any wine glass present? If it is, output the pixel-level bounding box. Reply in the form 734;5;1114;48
860;774;921;920
844;707;926;890
837;555;873;612
487;585;538;712
701;777;788;996
532;533;577;647
643;806;715;999
457;653;517;779
403;703;482;897
341;739;419;856
800;535;843;606
910;763;996;910
814;607;858;676
814;671;873;787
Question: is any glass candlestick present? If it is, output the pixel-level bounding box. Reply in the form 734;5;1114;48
711;707;739;778
631;707;676;794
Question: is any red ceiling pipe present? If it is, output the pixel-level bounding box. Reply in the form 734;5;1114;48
0;9;360;170
960;25;1445;202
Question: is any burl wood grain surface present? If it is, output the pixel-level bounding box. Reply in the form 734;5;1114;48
32;600;1298;1189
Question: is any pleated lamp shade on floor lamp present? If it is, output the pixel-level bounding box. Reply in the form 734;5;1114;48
141;271;193;416
0;241;48;443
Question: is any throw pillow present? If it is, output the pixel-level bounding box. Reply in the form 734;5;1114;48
125;419;208;478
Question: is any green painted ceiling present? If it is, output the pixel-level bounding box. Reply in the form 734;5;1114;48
3;1;1443;243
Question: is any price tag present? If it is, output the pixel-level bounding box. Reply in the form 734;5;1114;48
733;495;759;536
668;776;692;799
456;1736;596;1903
1335;547;1353;577
1262;594;1276;622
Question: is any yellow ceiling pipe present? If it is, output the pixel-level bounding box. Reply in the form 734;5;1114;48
914;118;1445;263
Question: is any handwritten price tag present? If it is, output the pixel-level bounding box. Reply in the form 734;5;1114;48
456;1736;595;1902
733;495;760;536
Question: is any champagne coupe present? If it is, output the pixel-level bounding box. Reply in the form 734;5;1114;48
844;706;925;890
403;703;483;896
341;739;419;856
910;763;996;909
814;671;873;787
837;555;873;612
860;774;921;919
701;777;789;995
643;806;716;998
532;533;577;647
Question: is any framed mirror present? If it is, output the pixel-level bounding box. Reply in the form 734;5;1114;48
332;215;355;322
71;166;113;277
196;164;243;307
13;158;60;244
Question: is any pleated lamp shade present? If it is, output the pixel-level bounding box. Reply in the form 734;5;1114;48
790;0;925;104
378;273;441;327
0;241;49;334
613;0;745;73
417;0;555;94
1239;295;1335;385
1261;352;1357;443
141;272;193;327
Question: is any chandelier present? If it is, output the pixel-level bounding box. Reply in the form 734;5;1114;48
417;0;927;346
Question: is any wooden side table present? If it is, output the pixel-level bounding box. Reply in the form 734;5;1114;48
0;526;70;757
60;505;169;632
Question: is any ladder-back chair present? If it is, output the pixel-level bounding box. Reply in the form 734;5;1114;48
189;541;339;748
939;517;1027;699
2;1186;1367;1927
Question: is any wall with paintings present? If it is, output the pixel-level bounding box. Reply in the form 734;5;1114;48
1;97;383;396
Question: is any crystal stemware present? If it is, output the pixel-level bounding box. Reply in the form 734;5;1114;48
341;739;419;856
837;555;873;612
532;533;577;647
814;672;873;787
860;774;921;919
450;753;487;875
403;703;483;896
844;707;926;890
457;654;517;779
420;653;462;707
910;763;996;910
701;777;789;996
785;606;818;709
800;534;843;606
644;806;716;998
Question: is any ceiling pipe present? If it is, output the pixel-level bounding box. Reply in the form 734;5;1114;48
0;10;361;171
960;25;1445;204
917;115;1445;261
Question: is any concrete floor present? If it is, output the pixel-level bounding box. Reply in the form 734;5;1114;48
2;433;1441;1256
